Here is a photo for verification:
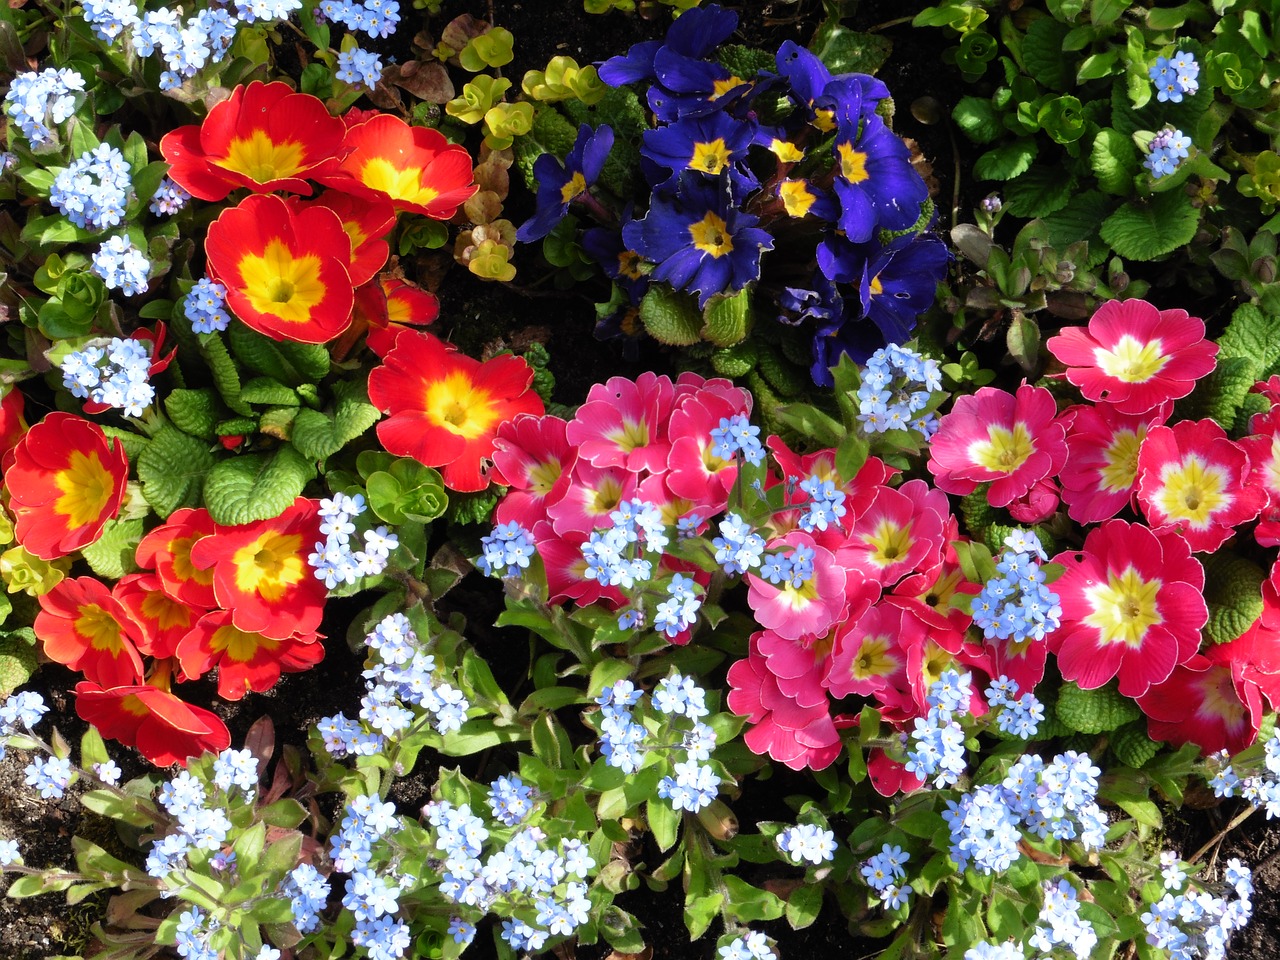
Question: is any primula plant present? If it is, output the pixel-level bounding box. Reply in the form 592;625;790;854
4;1;1280;960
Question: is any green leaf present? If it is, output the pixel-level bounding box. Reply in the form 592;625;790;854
228;322;331;385
648;797;680;853
165;388;222;440
1217;302;1280;379
811;24;893;75
1002;166;1075;218
78;789;157;827
240;377;300;406
366;458;448;524
0;635;37;695
974;139;1037;181
199;332;252;417
784;881;823;929
1176;356;1255;425
701;288;752;347
138;426;217;517
81;519;144;579
1099;191;1200;260
723;876;785;923
1022;18;1072;90
290;383;380;461
202;445;315;525
21;214;99;247
1090;128;1140;195
1202;552;1266;645
952;96;1003;144
640;284;703;346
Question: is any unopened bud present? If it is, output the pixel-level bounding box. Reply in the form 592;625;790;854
696;799;738;840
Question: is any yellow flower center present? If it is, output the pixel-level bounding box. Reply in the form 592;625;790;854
688;212;733;258
850;634;897;680
357;158;440;207
617;250;645;281
869;275;884;296
75;604;126;653
769;139;805;163
588;475;625;517
777;577;819;612
1094;335;1169;383
606;419;649;454
968;423;1035;474
1083;566;1163;648
1199;669;1244;726
864;518;913;567
209;623;279;663
141;590;193;631
54;450;115;529
218;130;306;183
424;371;501;441
779;180;818;218
1099;427;1145;493
170;535;216;588
837;143;870;184
232;531;305;602
528;458;562;496
711;76;744;100
690;138;732;174
1154;454;1230;527
813;109;836;133
559;171;587;204
238;240;327;325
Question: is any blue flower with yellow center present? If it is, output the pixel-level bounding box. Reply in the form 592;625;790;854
516;123;614;243
641;112;757;195
622;174;773;309
830;109;929;242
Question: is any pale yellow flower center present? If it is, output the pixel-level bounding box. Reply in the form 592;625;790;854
1093;335;1169;383
1084;566;1163;648
1154;454;1230;527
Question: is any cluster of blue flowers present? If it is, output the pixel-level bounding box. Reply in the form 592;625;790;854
0;690;50;761
597;676;721;813
718;931;777;960
857;344;943;436
944;750;1106;877
182;277;232;334
145;749;258;912
79;0;296;90
1029;879;1098;959
320;792;413;959
477;521;537;578
1150;49;1200;102
317;612;471;758
3;68;84;147
710;414;765;465
316;0;399;37
581;499;670;593
984;675;1045;739
1145;126;1193;179
1141;856;1253;960
279;862;331;934
149;176;191;216
971;530;1062;645
60;336;155;417
309;493;398;589
796;474;847;533
651;572;703;639
861;843;912;909
50;144;132;231
1206;731;1280;816
335;47;385;90
757;543;816;590
423;783;595;955
712;513;767;575
777;823;837;865
904;670;972;788
92;234;150;295
24;755;72;799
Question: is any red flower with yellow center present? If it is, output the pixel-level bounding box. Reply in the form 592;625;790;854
319;114;478;219
135;507;218;609
35;577;145;688
113;573;201;659
160;81;345;202
189;498;326;641
177;610;323;700
349;276;440;359
75;672;231;767
291;191;396;288
369;332;544;492
205;194;355;344
5;412;129;560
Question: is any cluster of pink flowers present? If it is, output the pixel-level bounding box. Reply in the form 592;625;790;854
489;298;1280;785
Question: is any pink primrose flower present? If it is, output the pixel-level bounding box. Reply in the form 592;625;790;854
1058;401;1171;524
841;480;947;587
1136;640;1264;756
1049;520;1206;698
491;414;576;530
927;383;1067;508
1135;419;1263;553
565;372;676;474
825;597;925;702
545;461;637;537
1046;298;1217;415
745;532;848;641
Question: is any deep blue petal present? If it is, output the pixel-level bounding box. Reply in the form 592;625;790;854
665;2;738;58
598;40;662;86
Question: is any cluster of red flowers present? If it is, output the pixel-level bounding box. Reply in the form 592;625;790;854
4;408;327;763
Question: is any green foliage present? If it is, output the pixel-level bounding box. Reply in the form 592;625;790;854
1201;552;1266;646
138;426;217;517
202;445;316;525
1055;680;1140;734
